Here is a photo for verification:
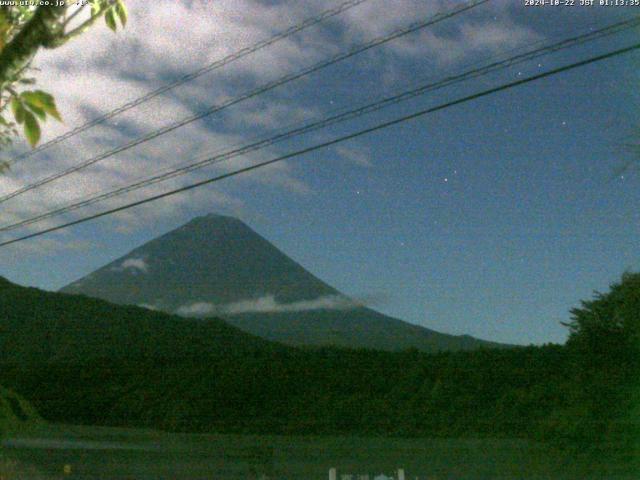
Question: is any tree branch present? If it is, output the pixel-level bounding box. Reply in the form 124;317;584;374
61;4;87;30
0;6;67;90
49;4;110;48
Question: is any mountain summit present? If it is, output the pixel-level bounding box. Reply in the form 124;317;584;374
62;214;340;311
61;214;504;351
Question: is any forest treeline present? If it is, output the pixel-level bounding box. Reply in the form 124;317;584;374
0;274;637;459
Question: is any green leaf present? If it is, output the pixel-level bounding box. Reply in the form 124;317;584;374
23;111;41;147
21;91;45;108
46;103;62;122
90;0;102;16
105;9;117;32
21;90;61;122
11;98;25;124
26;103;47;121
115;0;127;27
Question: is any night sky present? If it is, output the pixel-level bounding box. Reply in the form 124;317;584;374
0;0;638;345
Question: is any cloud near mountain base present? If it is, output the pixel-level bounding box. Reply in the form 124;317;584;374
175;294;361;317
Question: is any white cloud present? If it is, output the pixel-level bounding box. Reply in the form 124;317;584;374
122;258;148;272
460;20;541;55
333;145;372;167
110;257;148;273
0;0;544;247
175;294;361;317
175;302;217;317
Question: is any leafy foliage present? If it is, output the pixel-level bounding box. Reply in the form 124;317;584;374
0;385;39;440
561;273;640;459
9;90;61;146
0;1;126;158
566;272;640;355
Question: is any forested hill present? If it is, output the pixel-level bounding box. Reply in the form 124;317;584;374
0;275;565;437
0;274;278;364
0;274;637;459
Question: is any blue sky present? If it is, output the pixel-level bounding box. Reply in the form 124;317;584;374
0;0;638;345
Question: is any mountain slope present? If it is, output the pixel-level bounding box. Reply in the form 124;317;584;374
61;214;338;310
60;214;504;352
0;274;276;365
228;309;496;351
1;276;568;438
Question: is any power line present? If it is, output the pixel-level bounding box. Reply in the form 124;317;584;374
2;15;636;234
0;16;640;232
0;0;489;205
5;0;373;166
2;41;637;249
